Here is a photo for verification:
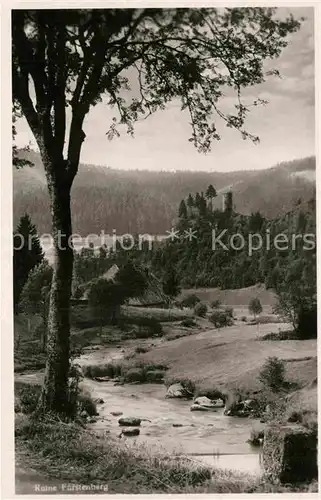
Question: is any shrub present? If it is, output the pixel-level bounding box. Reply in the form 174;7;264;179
15;382;42;414
131;317;163;337
144;370;165;383
261;330;296;341
211;299;221;309
248;297;263;318
82;362;122;379
123;367;145;383
180;294;201;308
15;380;98;419
259;357;286;392
165;377;196;396
224;307;233;318
209;310;233;328
241;316;247;322
77;387;98;416
194;302;208;317
180;318;196;328
195;387;226;401
135;346;149;354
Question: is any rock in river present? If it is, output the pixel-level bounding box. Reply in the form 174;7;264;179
190;396;219;411
224;399;258;417
120;428;140;437
191;403;216;412
110;411;123;417
118;417;141;427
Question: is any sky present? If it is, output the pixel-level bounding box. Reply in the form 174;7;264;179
15;7;315;173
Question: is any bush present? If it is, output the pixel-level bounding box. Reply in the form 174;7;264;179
131;317;163;337
165;377;196;396
82;362;122;379
194;302;208;317
180;294;201;308
224;307;234;318
15;382;42;414
261;330;296;341
15;380;98;419
241;316;247;322
248;297;263;318
211;299;221;309
135;346;149;354
195;387;226;402
259;357;286;392
77;387;98;416
144;370;165;383
180;318;196;328
123;367;145;383
209;310;233;328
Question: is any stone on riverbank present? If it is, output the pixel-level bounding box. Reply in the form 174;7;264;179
263;424;317;484
195;396;223;407
110;411;123;417
166;383;193;399
191;404;216;412
190;396;225;411
119;417;141;427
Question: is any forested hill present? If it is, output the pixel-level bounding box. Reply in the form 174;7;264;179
13;149;315;234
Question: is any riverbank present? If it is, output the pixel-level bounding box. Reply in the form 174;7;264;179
15;412;317;494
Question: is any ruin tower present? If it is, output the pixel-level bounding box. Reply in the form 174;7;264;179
222;190;233;213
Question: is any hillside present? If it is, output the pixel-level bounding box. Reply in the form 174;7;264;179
13;150;315;234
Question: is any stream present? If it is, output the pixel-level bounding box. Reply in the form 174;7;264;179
16;342;264;478
76;344;264;476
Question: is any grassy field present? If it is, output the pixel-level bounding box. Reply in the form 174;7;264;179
179;283;277;310
136;322;317;402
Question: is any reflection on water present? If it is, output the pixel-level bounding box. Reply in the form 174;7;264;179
193;450;263;475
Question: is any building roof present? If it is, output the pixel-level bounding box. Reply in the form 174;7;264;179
101;263;120;282
128;271;168;306
83;263;168;307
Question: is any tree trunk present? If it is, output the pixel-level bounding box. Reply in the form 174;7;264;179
39;171;74;415
41;303;47;353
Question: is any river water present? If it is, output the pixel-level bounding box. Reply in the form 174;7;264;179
16;343;264;477
83;378;263;475
76;345;264;476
